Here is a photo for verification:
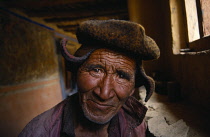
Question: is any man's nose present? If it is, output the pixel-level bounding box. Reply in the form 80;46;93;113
94;74;115;101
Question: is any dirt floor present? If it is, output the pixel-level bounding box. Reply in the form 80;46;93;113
138;87;210;137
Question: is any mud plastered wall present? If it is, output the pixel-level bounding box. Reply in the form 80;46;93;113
0;11;62;137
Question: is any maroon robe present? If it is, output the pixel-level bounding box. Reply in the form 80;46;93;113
19;94;147;137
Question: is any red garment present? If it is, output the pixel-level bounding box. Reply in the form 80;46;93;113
19;94;147;137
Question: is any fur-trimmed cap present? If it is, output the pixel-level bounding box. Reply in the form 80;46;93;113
76;19;160;60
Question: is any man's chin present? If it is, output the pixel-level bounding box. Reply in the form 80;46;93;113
86;116;111;125
82;106;113;125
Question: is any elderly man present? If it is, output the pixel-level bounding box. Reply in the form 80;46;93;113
19;20;160;137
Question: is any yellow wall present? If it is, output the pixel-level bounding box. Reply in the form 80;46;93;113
128;0;210;109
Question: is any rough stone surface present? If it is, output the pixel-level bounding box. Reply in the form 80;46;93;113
138;87;210;137
148;116;189;137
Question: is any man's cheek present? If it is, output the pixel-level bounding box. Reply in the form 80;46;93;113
114;82;134;97
77;74;99;93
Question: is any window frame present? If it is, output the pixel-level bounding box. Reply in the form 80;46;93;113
170;0;210;55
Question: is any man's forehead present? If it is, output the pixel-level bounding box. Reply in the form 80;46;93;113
89;48;134;61
85;48;136;70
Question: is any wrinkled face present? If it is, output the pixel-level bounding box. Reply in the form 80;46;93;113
77;48;136;124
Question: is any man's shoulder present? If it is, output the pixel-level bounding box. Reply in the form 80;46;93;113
109;96;147;137
122;96;147;123
18;98;70;137
121;96;147;130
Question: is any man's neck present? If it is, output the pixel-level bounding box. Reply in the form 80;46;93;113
74;121;109;137
73;97;110;137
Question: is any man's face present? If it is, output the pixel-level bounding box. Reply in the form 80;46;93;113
77;48;136;124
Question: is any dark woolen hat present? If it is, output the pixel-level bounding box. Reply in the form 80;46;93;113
76;19;160;60
60;19;160;102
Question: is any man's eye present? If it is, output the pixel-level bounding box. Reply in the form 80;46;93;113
119;74;125;78
92;68;101;73
89;68;104;77
117;71;130;81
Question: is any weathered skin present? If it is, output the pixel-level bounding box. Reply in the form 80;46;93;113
75;49;136;137
60;38;155;102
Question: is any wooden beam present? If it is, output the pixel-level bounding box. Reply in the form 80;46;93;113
44;12;128;23
57;24;79;29
0;0;97;9
24;8;127;18
63;28;78;33
53;14;128;27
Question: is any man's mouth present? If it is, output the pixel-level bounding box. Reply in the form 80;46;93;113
86;99;114;111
